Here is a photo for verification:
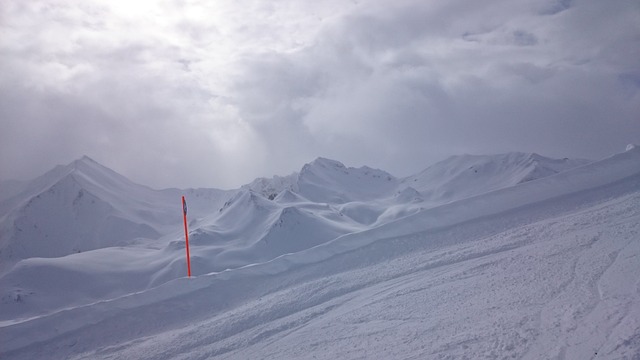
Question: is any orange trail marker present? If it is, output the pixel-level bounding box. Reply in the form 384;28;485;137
182;196;192;277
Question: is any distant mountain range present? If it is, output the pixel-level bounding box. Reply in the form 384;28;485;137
0;150;595;320
0;151;589;268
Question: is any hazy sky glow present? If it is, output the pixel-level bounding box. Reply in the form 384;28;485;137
1;0;639;189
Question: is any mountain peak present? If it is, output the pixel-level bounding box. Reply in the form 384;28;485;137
305;157;347;170
242;172;299;200
69;155;108;174
77;155;96;163
298;158;398;203
58;156;148;193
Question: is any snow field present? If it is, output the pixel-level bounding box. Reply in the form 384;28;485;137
3;167;639;359
1;147;639;359
60;189;640;360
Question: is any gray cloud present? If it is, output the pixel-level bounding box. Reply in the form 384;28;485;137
539;0;573;16
1;0;639;188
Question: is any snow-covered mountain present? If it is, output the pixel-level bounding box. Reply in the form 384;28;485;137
243;157;398;203
0;156;229;271
296;157;398;203
241;173;298;200
245;152;591;208
403;152;591;204
3;147;640;359
0;151;592;302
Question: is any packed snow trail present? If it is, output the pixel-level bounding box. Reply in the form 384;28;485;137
3;151;640;359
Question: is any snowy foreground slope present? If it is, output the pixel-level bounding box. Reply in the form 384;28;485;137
2;148;640;359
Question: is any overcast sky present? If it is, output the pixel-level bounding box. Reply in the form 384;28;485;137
1;0;639;189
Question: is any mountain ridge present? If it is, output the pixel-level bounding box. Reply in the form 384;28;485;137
402;151;591;203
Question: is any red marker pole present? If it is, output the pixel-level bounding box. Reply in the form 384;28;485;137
182;196;192;277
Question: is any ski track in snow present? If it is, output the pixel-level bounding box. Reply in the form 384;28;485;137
4;171;639;360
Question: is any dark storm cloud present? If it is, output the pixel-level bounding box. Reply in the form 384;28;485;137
1;0;638;188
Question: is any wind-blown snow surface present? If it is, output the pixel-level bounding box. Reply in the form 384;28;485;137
2;148;640;359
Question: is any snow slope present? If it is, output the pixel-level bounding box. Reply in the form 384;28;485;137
403;152;591;204
0;157;230;271
0;157;233;319
183;189;361;273
1;147;639;359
